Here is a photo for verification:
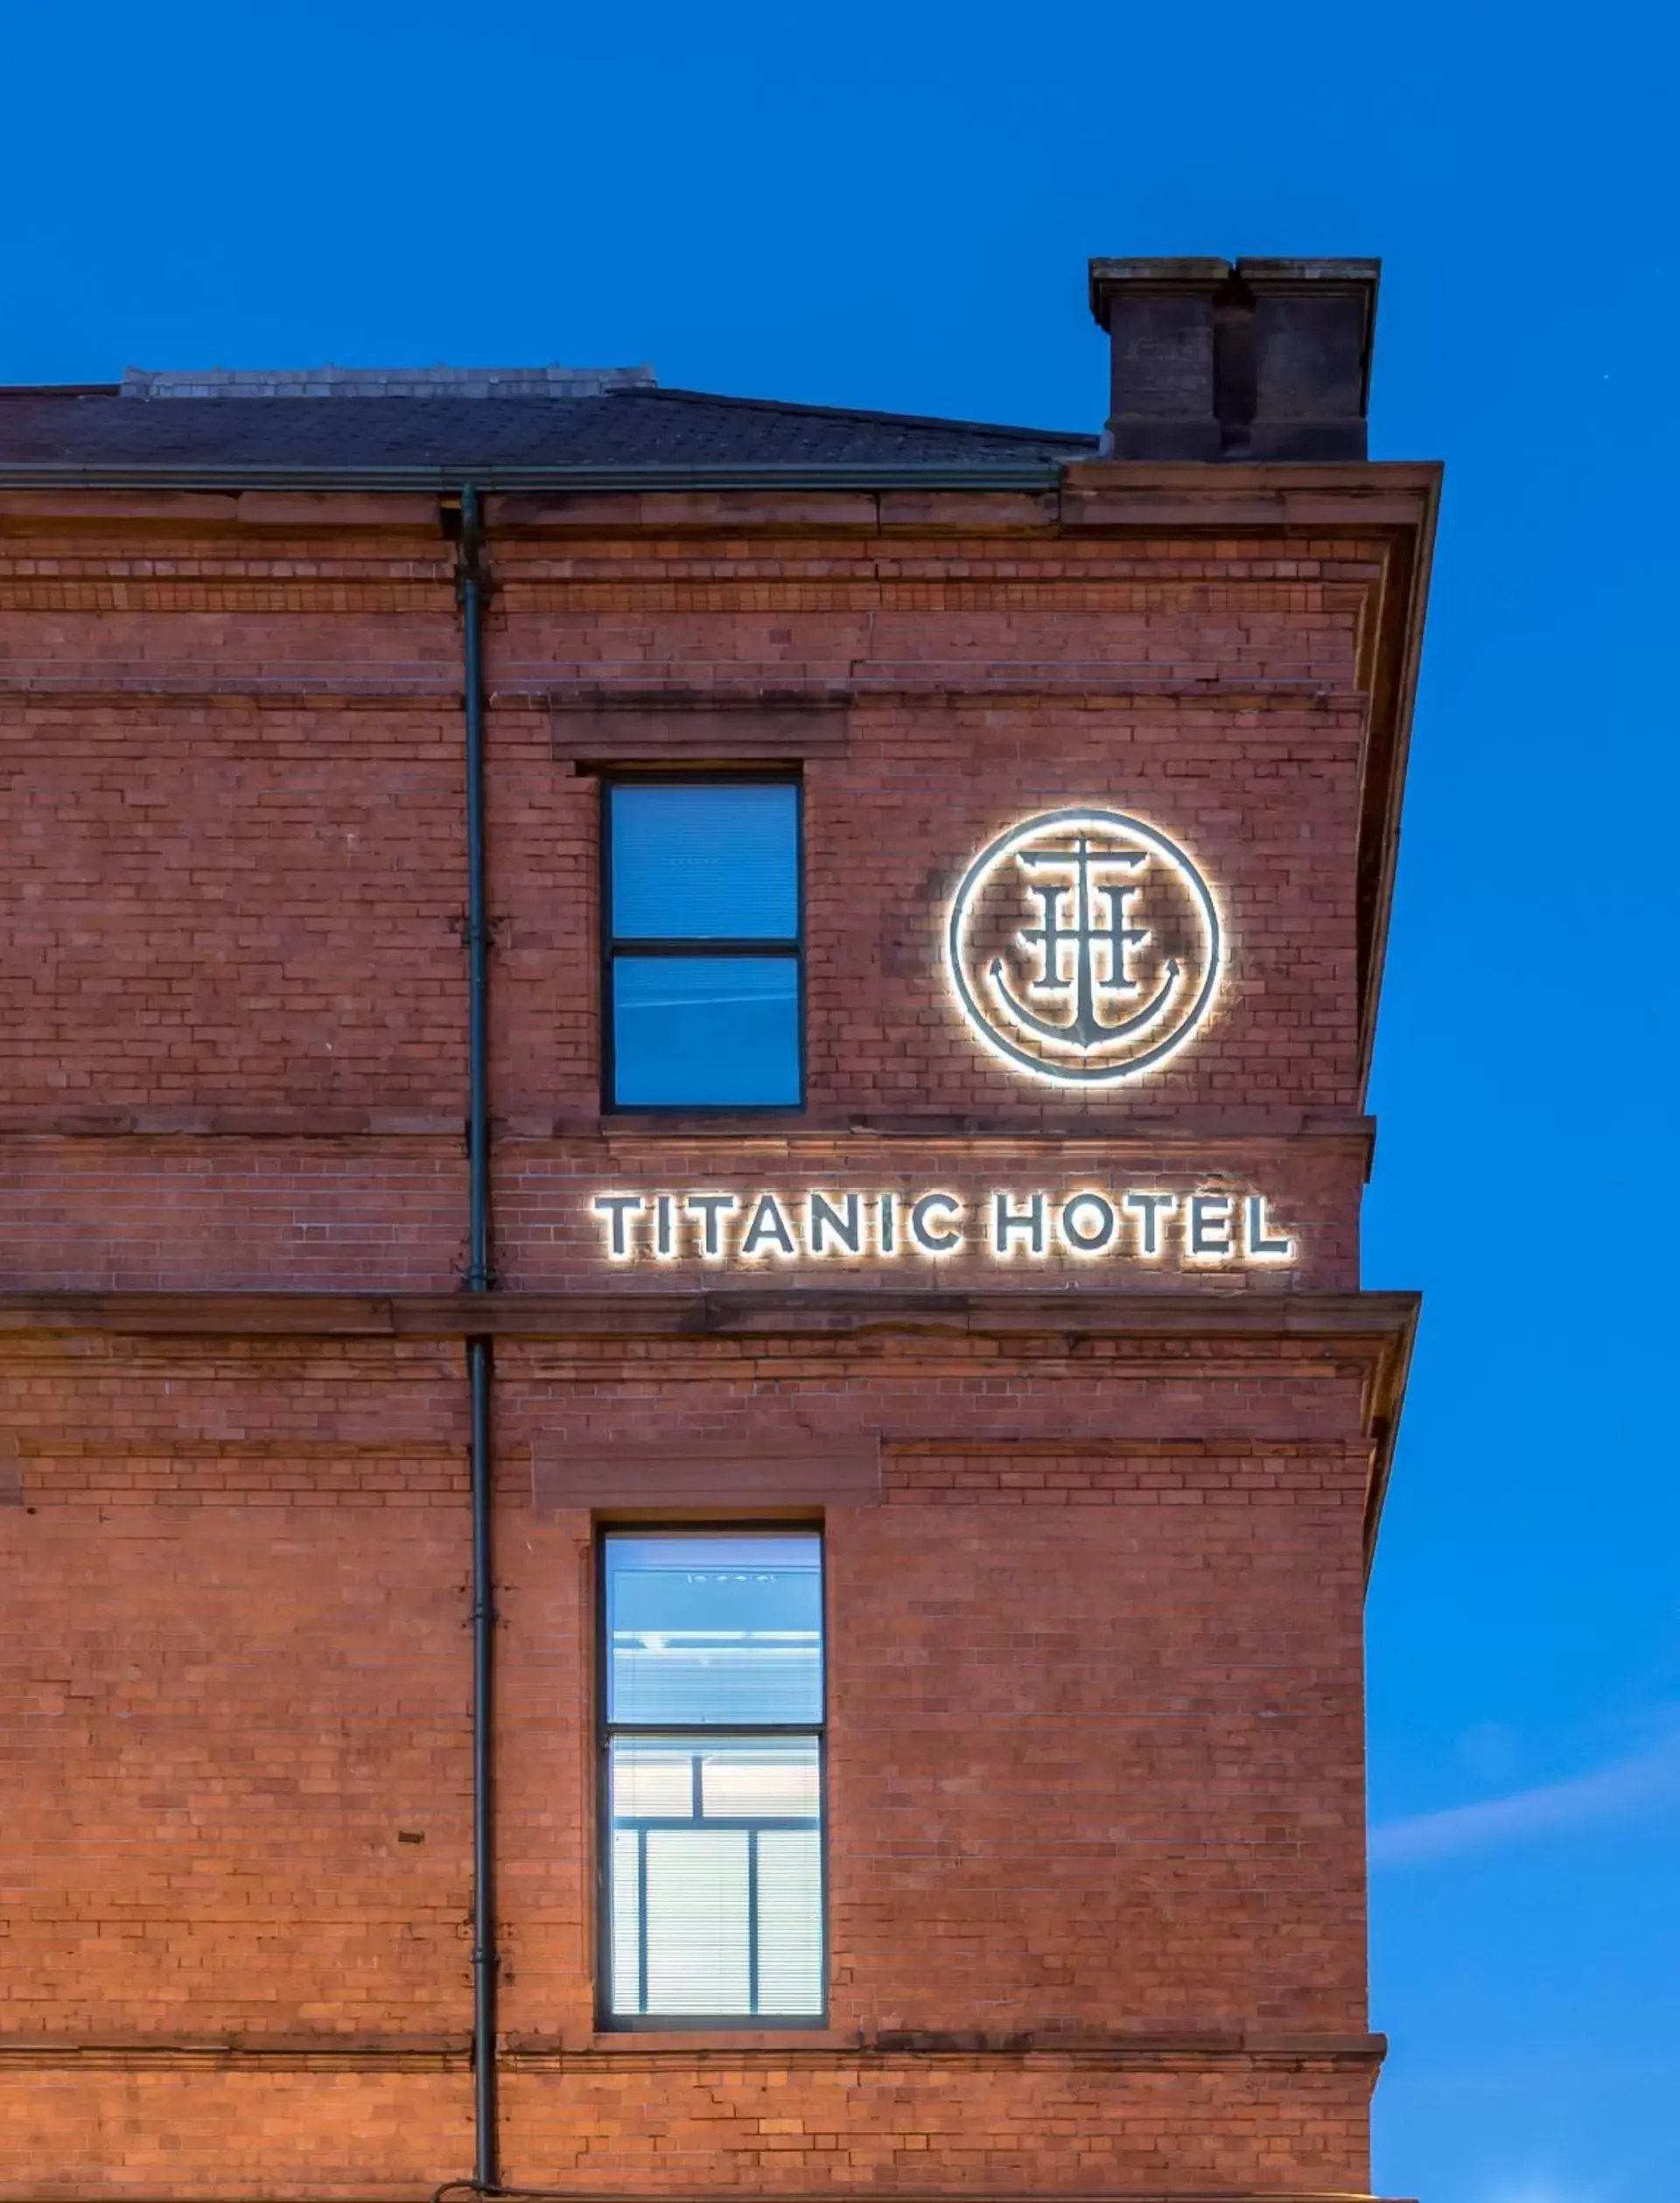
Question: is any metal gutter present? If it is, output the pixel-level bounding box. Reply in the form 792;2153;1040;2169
0;460;1073;494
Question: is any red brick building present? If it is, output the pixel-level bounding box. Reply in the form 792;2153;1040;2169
0;258;1438;2202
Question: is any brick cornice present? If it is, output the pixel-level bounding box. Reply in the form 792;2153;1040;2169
0;1283;1416;1343
0;1109;1376;1153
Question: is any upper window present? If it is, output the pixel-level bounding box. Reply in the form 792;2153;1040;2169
600;1529;825;2026
603;780;802;1109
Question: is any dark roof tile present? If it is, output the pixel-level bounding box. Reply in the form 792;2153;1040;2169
0;383;1096;479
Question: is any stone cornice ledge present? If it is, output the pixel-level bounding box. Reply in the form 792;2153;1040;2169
0;1286;1418;1346
526;2026;1390;2069
0;2027;1383;2066
1058;456;1440;529
4;2190;1408;2203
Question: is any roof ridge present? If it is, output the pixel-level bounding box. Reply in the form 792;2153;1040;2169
119;365;656;401
0;383;123;400
642;384;1096;447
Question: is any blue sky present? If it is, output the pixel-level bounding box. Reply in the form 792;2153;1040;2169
7;3;1676;2198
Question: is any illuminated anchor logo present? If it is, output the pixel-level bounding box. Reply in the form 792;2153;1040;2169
988;834;1180;1050
946;806;1223;1088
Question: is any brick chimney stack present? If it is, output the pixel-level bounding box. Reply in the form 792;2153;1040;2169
1088;256;1379;462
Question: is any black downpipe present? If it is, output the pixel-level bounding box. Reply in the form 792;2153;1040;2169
458;483;500;2191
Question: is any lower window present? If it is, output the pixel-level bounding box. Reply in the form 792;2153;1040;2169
600;1530;825;2025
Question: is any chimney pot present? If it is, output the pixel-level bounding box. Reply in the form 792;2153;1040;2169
1088;255;1380;462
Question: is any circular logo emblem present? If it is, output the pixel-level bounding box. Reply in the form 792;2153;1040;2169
946;808;1222;1086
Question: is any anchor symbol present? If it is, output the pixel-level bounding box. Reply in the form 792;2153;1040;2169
986;833;1181;1050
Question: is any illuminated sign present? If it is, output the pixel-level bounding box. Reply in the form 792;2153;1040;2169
947;808;1222;1085
587;1188;1295;1268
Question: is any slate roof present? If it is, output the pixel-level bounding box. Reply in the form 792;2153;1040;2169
0;378;1097;485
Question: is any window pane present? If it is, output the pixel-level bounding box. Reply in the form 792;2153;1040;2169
756;1829;823;2015
700;1740;820;1822
611;955;799;1108
612;1741;698;1821
606;1737;823;2021
610;1735;821;1823
611;782;798;941
606;1533;822;1726
643;1829;750;2014
611;1829;643;2015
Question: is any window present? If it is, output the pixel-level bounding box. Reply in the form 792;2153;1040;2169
600;1530;825;2025
603;779;802;1108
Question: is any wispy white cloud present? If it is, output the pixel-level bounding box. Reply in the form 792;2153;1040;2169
1371;1726;1680;1867
1477;2185;1607;2203
1480;2187;1600;2203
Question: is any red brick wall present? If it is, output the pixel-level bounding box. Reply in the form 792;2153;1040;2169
3;1334;1379;2196
0;700;463;1115
2;1345;472;2042
0;2059;1374;2203
497;1342;1372;2048
486;689;1368;1127
1;514;1384;1297
0;1139;466;1290
485;529;1377;1138
0;487;1411;2198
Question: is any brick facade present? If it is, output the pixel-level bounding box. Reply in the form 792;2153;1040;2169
0;442;1436;2200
